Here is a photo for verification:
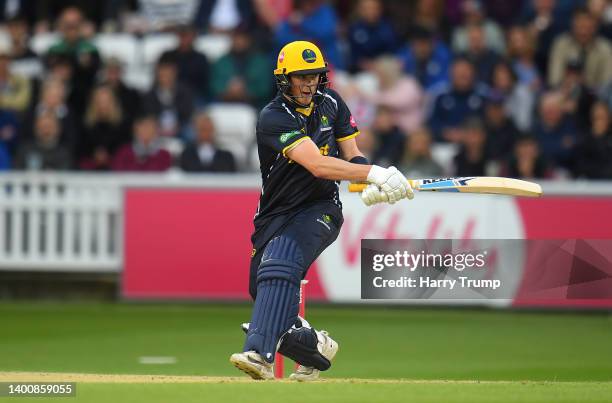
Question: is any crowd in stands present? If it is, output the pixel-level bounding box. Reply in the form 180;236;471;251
0;0;610;180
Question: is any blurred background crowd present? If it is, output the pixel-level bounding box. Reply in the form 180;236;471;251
0;0;611;179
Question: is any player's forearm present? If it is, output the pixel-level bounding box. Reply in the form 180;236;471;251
310;155;371;181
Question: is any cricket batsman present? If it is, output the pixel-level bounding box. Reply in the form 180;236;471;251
230;40;414;380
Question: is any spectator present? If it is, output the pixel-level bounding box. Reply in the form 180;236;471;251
275;0;343;69
6;16;43;78
557;59;596;132
0;52;31;115
347;0;397;72
489;61;535;131
507;25;542;90
211;27;271;109
0;108;18;153
79;85;130;170
180;112;236;172
549;8;612;89
47;7;100;105
575;101;612;178
160;25;210;103
533;92;577;169
588;0;612;41
397;25;452;92
453;117;488;176
407;0;451;42
519;0;568;79
195;0;256;33
371;56;424;135
483;94;521;161
111;115;171;172
14;113;72;170
428;58;487;142
459;23;502;84
504;134;551;179
98;58;141;128
370;106;405;167
451;0;506;54
399;127;444;177
25;79;77;150
139;0;200;31
142;54;194;139
0;141;10;170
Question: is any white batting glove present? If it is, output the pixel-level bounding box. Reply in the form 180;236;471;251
367;165;414;203
360;184;389;206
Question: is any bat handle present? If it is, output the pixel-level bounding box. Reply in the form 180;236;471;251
348;180;416;193
348;183;367;192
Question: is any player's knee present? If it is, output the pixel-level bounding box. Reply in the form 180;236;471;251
257;236;304;285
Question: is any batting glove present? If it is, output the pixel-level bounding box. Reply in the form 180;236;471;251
360;184;389;206
366;165;414;204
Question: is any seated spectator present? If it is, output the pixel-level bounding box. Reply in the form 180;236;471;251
459;23;501;83
211;27;272;109
557;59;596;132
503;134;551;179
47;7;100;106
397;25;452;92
575;102;612;178
0;51;31;116
275;0;343;69
549;8;612;89
371;56;424;135
142;54;194;139
532;92;577;170
160;25;210;102
98;58;141;127
489;61;535;131
0;142;9;170
6;16;43;78
451;0;506;54
180;112;236;172
428;58;487;142
519;0;568;78
399;127;444;177
139;0;201;31
196;0;256;33
111;115;171;172
483;94;520;161
453;117;488;176
589;0;612;41
507;25;542;90
79;85;130;171
25;79;77;151
348;0;397;72
370;106;405;167
14;113;72;170
408;0;451;42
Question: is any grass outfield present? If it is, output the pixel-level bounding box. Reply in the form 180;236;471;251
0;303;610;402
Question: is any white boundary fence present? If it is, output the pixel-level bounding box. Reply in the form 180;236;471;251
0;172;609;272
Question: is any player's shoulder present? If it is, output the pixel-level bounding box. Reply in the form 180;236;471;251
258;97;299;132
321;88;344;108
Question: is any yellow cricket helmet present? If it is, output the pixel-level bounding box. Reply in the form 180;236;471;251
274;40;328;76
274;41;329;106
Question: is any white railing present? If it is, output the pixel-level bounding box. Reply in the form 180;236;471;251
0;172;609;272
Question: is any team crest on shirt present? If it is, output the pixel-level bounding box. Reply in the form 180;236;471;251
321;115;329;127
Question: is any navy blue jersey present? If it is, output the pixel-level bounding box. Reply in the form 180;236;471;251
253;88;359;231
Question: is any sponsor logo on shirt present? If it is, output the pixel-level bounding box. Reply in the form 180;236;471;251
280;130;302;143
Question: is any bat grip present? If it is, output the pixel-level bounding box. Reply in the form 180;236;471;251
348;183;368;192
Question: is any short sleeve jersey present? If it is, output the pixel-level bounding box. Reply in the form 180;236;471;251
253;88;360;230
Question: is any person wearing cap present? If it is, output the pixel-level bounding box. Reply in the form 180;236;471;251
229;40;413;381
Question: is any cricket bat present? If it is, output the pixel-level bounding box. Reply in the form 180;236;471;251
348;177;542;197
